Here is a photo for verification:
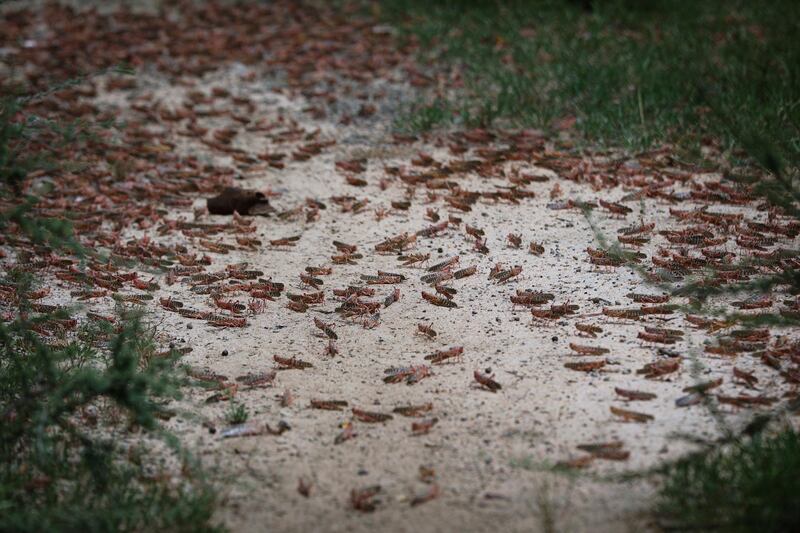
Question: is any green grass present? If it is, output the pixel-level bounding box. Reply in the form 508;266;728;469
381;0;800;170
656;428;800;533
225;403;249;425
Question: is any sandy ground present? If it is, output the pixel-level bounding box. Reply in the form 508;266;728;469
3;3;799;532
86;67;790;533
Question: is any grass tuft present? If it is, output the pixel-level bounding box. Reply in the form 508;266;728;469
225;403;249;425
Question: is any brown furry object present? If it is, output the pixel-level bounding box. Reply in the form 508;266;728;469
207;187;274;215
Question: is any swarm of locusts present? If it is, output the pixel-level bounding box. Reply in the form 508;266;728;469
3;0;800;518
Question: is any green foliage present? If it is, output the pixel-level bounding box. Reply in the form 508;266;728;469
225;403;249;425
0;272;220;531
656;428;800;533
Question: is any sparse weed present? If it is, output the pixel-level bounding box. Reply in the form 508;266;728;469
226;403;249;425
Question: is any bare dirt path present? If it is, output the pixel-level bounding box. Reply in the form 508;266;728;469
3;2;799;532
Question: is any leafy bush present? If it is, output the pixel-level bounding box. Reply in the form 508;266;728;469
656;428;800;533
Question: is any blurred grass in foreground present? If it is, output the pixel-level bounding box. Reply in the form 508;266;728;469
655;427;800;533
